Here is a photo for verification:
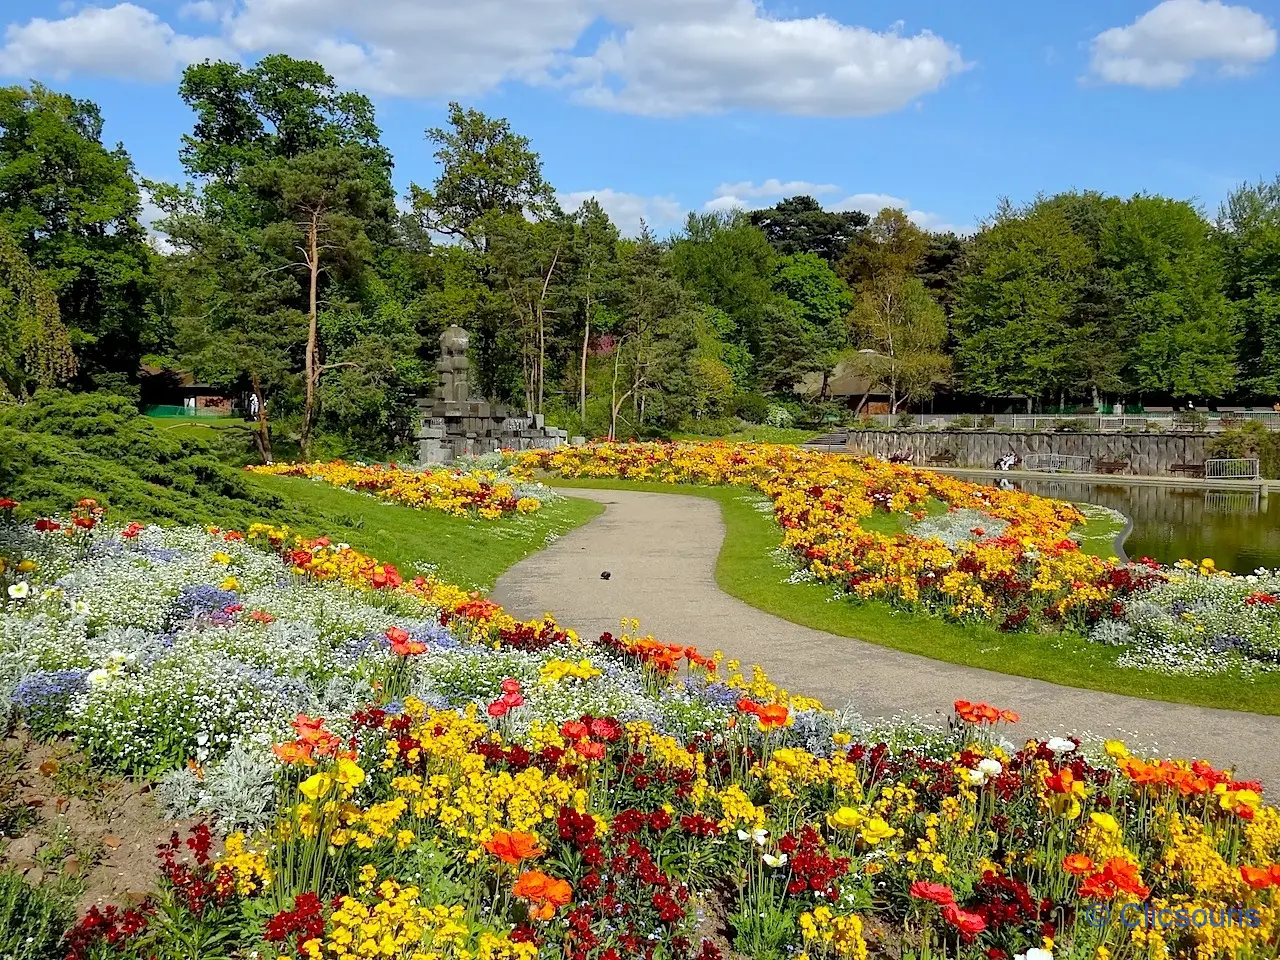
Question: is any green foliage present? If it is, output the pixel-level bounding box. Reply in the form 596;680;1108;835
0;83;157;382
0;225;76;399
0;869;71;960
748;194;868;263
0;391;286;528
410;102;555;250
1219;176;1280;394
1208;420;1280;478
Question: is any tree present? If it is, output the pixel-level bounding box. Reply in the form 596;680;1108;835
250;146;383;457
487;213;573;414
849;276;950;411
669;210;779;361
0;83;155;383
410;103;555;252
1219;176;1280;394
1100;195;1235;399
571;199;620;422
748;195;868;263
168;55;407;459
0;225;76;400
953;199;1094;407
839;208;928;287
767;252;852;395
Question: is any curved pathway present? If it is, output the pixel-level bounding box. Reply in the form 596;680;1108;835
494;488;1280;788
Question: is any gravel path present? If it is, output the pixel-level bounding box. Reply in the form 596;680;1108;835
494;487;1280;787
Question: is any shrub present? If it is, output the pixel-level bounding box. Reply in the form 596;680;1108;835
1052;418;1086;432
730;392;770;424
0;869;72;960
895;412;915;428
764;404;796;428
1208;420;1280;478
979;414;996;428
951;414;975;429
0;390;286;528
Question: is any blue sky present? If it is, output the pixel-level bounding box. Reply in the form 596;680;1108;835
1;0;1277;236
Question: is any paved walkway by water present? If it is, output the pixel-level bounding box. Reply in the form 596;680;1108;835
493;488;1280;788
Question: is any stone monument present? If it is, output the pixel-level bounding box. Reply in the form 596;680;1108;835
414;325;567;464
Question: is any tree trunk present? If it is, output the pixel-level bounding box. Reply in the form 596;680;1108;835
251;377;273;464
579;293;591;424
609;342;624;441
300;210;321;461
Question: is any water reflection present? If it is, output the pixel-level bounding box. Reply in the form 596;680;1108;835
982;476;1280;573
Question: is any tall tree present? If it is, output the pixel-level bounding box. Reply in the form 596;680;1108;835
748;195;868;263
410;103;555;252
571;199;620;421
0;225;76;400
953;199;1093;407
249;146;383;457
1101;195;1235;399
1219;176;1280;394
766;252;852;395
0;83;155;384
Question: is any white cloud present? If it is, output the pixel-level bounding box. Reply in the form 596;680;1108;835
832;192;965;234
1;1;965;116
567;2;967;116
703;195;748;213
558;188;685;237
1089;0;1276;87
713;179;840;199
0;3;233;82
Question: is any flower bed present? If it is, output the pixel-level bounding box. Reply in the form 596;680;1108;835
518;443;1138;632
249;455;550;519
3;498;1280;959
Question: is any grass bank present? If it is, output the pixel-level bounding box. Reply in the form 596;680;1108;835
243;474;603;590
548;478;1280;714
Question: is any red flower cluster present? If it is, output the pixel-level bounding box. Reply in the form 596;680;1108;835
736;698;789;729
560;715;622;760
779;826;849;899
1240;864;1280;889
157;826;233;916
488;677;526;717
385;625;427;656
34;517;61;532
1078;857;1151;900
264;892;326;952
954;699;1020;725
64;903;153;960
120;521;145;539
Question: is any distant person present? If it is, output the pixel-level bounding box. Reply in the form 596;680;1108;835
248;393;260;420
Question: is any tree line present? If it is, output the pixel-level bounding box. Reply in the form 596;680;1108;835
2;54;1280;460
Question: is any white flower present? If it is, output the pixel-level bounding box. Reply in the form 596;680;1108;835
72;599;90;615
978;757;1003;777
337;543;351;551
7;582;29;599
737;827;768;846
762;853;788;868
1015;949;1052;960
965;768;990;786
86;668;112;687
1046;737;1075;754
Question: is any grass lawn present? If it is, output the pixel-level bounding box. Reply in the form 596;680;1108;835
243;473;603;591
669;426;822;445
548;478;1280;715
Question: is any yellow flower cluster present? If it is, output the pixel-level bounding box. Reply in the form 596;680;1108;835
798;905;869;960
521;442;1113;628
249;460;541;519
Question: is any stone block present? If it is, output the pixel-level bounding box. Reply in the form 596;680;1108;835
571;436;586;446
534;414;545;429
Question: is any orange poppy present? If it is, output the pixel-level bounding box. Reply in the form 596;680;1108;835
512;869;573;920
1062;853;1095;875
485;831;545;865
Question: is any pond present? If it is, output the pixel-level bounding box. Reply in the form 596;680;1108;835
979;475;1280;573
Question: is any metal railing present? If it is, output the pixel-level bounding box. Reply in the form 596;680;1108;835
1021;454;1094;473
1204;458;1260;480
859;412;1280;432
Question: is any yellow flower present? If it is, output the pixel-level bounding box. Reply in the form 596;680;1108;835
859;817;896;845
827;806;863;831
299;772;333;801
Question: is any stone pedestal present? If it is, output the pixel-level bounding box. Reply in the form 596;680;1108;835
413;326;566;465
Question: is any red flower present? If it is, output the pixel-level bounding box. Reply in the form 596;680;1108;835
575;740;606;760
560;720;589;741
587;717;622;741
0;498;18;509
942;902;988;940
910;881;956;905
501;678;522;695
385;626;426;656
33;518;60;532
488;701;509;718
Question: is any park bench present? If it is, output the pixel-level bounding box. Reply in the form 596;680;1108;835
1170;462;1205;478
927;451;957;466
1094;459;1129;475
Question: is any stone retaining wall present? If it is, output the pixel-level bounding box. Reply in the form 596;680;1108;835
841;430;1212;476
